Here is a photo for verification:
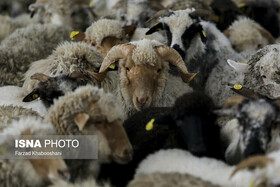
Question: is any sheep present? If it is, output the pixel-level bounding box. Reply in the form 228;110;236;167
0;105;39;128
238;0;280;37
136;149;280;187
214;87;280;165
49;179;110;187
223;17;275;53
228;44;280;99
22;73;88;108
22;41;118;94
0;23;70;87
92;39;197;116
110;0;164;27
71;18;136;56
127;172;220;187
98;91;224;187
29;0;96;31
0;86;47;116
146;8;245;106
0;14;39;42
0;117;70;187
45;85;133;181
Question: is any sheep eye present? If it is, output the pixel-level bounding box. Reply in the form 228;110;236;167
157;69;161;73
262;75;267;79
91;43;95;47
126;67;130;72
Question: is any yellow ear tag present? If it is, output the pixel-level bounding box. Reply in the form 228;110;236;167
202;30;207;37
154;22;159;26
214;16;219;22
249;180;255;187
32;93;39;100
238;3;245;8
109;64;115;69
234;84;242;90
89;1;94;8
70;31;80;40
146;118;155;131
240;62;248;64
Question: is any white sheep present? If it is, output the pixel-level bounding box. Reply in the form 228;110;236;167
224;17;275;53
0;23;70;87
45;85;133;181
135;148;280;187
23;41;118;94
0;117;70;186
146;8;246;106
92;39;197;116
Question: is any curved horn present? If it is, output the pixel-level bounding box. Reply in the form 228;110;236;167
99;44;134;73
230;155;274;179
155;46;198;83
90;44;134;82
258;28;275;44
31;73;50;82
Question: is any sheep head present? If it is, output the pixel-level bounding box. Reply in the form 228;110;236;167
73;102;133;164
71;19;137;56
90;40;197;111
216;88;280;160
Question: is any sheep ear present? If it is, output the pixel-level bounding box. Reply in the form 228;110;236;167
230;85;260;99
31;73;50;82
74;113;90;131
227;59;249;73
122;25;137;39
70;31;85;41
22;89;40;102
146;22;164;35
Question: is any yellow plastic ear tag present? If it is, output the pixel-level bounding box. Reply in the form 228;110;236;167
240;62;248;64
109;64;115;69
89;1;94;8
238;3;245;8
70;31;80;40
214;16;219;22
234;84;242;90
202;30;207;37
32;93;39;100
249;180;255;187
146;118;155;131
154;22;160;26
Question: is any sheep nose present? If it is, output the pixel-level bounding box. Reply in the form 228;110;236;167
137;97;148;106
123;148;133;161
58;169;70;181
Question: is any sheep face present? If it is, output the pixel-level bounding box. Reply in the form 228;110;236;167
120;56;168;110
145;9;207;59
216;99;280;160
30;159;70;183
236;99;279;158
23;73;87;108
92;40;197;112
74;102;133;164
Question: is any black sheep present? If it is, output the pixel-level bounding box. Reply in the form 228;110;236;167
98;92;225;187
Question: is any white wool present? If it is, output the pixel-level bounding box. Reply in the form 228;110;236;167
85;19;123;46
131;28;167;44
0;117;54;144
0;86;47;116
227;17;269;52
159;9;195;50
136;149;254;187
130;39;163;66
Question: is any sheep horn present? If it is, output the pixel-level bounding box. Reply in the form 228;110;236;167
146;9;171;23
155;46;198;83
258;28;275;44
31;73;50;82
99;44;135;73
230;155;274;179
87;70;107;82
